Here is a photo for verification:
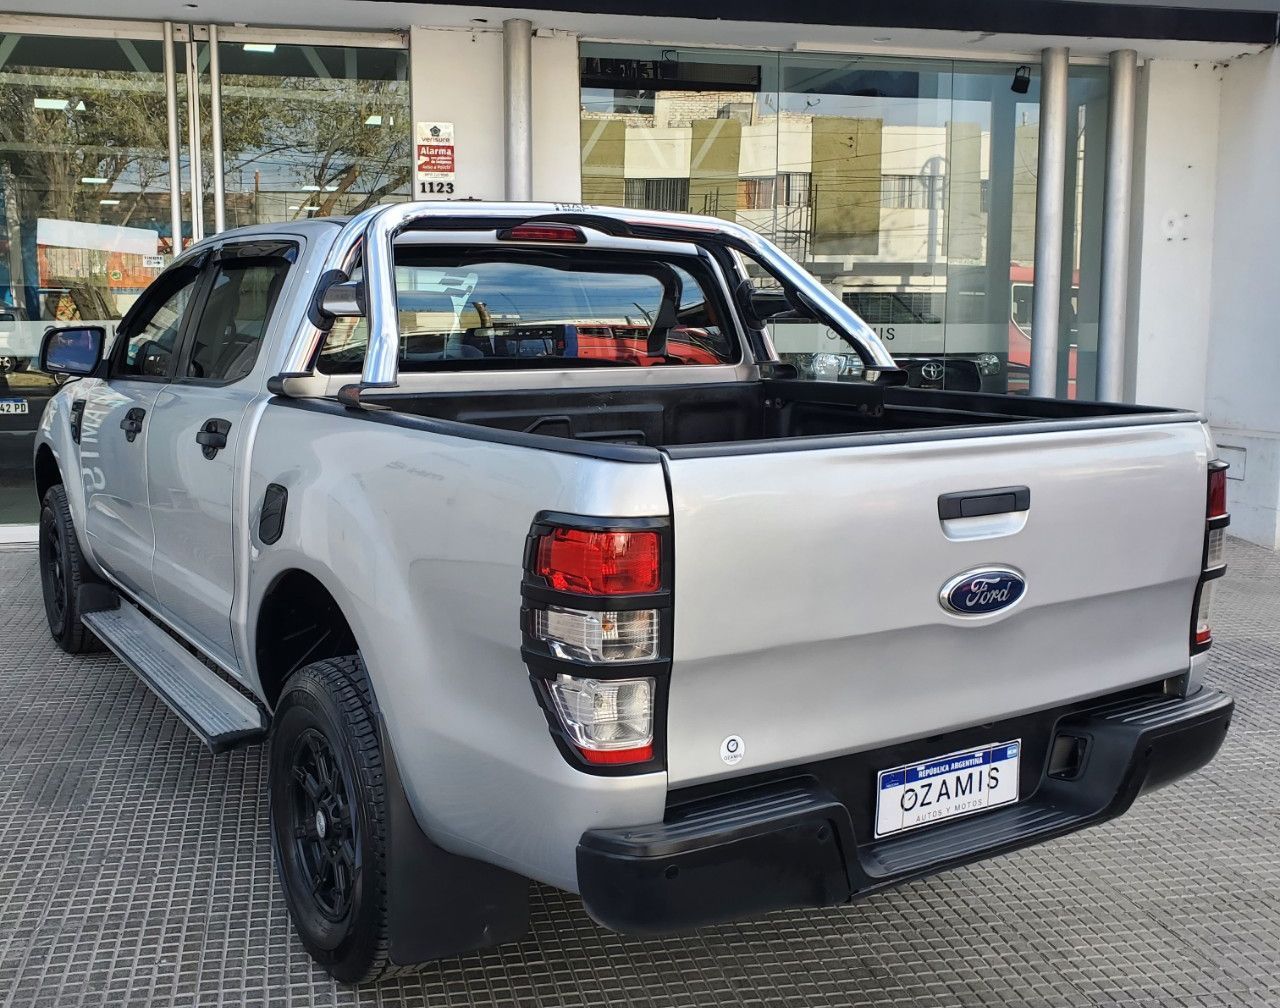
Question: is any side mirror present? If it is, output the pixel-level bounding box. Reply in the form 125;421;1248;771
319;279;365;318
736;281;818;328
749;291;796;319
39;325;105;377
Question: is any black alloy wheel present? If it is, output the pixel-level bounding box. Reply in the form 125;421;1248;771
287;728;358;922
269;656;392;983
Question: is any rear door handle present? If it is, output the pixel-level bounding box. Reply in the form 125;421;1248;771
938;486;1030;520
196;418;232;459
120;407;145;442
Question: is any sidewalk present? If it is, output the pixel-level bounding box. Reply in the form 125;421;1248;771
0;538;1275;1007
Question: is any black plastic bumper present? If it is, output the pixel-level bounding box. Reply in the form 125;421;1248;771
577;687;1233;934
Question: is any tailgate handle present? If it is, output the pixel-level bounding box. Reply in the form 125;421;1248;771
938;486;1030;520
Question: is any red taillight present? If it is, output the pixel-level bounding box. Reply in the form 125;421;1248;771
579;743;654;765
1192;460;1230;654
1207;460;1228;520
500;223;586;243
536;528;661;595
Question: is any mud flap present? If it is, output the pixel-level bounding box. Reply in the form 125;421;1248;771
380;718;530;965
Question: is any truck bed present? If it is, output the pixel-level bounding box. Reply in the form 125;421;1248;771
364;379;1186;455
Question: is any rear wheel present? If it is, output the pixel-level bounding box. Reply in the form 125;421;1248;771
38;484;104;654
269;656;392;983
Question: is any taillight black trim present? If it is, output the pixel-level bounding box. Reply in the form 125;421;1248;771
520;510;674;777
1191;459;1230;656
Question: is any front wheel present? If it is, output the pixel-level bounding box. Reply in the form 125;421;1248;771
39;484;104;654
269;656;392;983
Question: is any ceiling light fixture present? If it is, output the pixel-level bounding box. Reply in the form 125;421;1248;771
243;43;277;53
99;198;120;205
34;98;84;111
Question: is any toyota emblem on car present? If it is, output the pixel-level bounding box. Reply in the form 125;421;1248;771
920;360;945;381
940;568;1027;616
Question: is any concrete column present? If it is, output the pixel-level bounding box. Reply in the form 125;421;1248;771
1206;49;1280;548
503;18;533;201
1030;47;1069;397
1097;50;1137;401
409;27;504;200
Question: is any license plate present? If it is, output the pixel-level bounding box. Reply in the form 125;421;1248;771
0;398;28;415
875;740;1021;838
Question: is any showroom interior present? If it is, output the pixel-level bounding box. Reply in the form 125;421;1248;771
0;0;1276;545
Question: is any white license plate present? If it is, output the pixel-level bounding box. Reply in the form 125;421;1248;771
875;740;1021;838
0;398;28;415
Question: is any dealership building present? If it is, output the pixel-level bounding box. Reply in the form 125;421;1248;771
0;0;1277;544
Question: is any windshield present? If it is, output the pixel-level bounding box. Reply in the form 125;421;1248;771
317;247;739;372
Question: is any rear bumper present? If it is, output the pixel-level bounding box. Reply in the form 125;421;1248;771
577;687;1233;934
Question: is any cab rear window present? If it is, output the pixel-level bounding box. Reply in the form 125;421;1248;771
316;247;740;373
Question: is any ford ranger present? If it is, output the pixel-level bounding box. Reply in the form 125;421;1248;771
31;202;1233;983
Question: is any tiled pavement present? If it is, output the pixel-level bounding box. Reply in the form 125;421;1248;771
1;539;1276;1007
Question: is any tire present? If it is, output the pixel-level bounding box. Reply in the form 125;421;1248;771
269;656;392;983
39;484;105;654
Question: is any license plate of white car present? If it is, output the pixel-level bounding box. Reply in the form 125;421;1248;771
875;740;1021;838
0;398;28;415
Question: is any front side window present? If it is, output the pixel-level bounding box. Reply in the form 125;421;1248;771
114;272;200;379
318;248;739;373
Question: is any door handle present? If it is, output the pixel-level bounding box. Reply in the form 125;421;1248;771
938;485;1030;520
196;418;232;459
120;407;146;442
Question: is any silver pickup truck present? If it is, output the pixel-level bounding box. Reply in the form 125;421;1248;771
32;203;1234;983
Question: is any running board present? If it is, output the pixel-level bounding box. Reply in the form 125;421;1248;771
82;598;268;752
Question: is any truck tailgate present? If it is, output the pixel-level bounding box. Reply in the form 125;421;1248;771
662;420;1211;786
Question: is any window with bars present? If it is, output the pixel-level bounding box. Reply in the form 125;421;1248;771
738;177;775;210
779;172;811;208
843;291;945;325
880;174;947;210
735;173;811;210
623;177;690;213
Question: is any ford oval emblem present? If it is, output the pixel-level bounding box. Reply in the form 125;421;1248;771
940;568;1026;617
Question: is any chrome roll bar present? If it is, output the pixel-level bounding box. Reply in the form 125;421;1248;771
279;202;899;394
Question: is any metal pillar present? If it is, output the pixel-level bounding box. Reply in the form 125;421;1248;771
1030;47;1069;398
184;30;204;243
162;22;183;256
208;24;226;234
1097;49;1137;401
986;86;1016;383
503;18;533;201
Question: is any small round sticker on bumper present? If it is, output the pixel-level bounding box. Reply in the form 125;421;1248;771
720;735;744;765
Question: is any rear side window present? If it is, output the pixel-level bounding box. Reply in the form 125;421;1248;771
317;247;739;373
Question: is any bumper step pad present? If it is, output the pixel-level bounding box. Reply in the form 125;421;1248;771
83;599;267;752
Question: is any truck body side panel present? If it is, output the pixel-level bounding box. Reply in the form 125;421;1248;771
242;402;672;891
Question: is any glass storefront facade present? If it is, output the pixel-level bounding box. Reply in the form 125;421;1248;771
0;25;409;526
580;45;1109;399
0;26;1111;531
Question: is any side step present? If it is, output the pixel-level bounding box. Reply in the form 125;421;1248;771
82;597;268;752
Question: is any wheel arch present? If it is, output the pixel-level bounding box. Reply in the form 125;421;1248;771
254;567;361;710
34;443;61;503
